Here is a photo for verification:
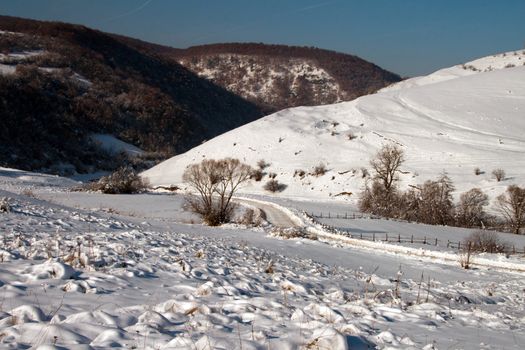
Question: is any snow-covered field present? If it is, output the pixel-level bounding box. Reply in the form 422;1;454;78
143;51;525;208
1;168;525;349
2;50;525;349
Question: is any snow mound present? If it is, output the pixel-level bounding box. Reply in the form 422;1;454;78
23;260;76;280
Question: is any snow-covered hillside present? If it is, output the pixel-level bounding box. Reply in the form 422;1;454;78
144;51;525;204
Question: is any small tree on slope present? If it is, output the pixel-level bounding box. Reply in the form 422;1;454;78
360;143;405;217
370;143;405;194
455;188;489;228
496;185;525;234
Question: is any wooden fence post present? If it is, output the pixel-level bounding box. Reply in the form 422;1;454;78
435;238;438;246
398;234;401;243
411;235;413;243
373;233;375;241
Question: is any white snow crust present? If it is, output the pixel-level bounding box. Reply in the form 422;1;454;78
1;167;525;349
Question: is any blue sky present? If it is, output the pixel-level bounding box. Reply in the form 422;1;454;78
1;0;524;76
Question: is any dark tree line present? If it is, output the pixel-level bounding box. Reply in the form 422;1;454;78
0;15;263;174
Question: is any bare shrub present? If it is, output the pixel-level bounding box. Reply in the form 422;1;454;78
456;188;489;228
496;185;525;234
268;172;277;179
250;169;264;181
370;143;405;194
257;159;270;170
238;208;263;227
294;169;306;178
492;169;505;182
347;132;357;140
183;158;252;226
418;173;455;225
269;227;317;240
21;189;35;197
0;197;11;213
396;187;421;221
361;167;369;178
474;167;482;176
312;163;327;177
459;248;472;269
359;179;400;217
86;167;149;194
463;231;509;253
264;179;287;193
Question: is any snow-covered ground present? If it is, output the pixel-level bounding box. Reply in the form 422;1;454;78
2;50;525;349
1;168;525;349
143;50;525;208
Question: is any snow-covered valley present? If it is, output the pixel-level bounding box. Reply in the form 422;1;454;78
1;49;525;349
1;168;525;349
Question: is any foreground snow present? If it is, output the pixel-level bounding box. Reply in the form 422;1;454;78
1;169;525;349
143;51;525;207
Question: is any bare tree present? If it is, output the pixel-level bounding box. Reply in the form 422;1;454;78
183;158;253;226
492;168;505;182
358;179;399;217
370;143;405;194
496;185;525;234
360;144;405;217
396;187;421;221
418;173;455;225
456;188;489;227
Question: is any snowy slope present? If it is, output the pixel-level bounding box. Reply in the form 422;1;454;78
143;51;525;204
90;133;144;156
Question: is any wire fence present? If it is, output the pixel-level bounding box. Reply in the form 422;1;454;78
306;213;525;256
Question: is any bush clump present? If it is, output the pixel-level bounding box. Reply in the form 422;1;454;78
257;159;270;170
86;167;149;194
294;169;306;178
312;163;327;176
492;168;505;182
463;231;509;253
250;169;264;181
0;197;11;213
264;179;287;193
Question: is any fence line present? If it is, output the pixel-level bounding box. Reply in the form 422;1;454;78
306;213;525;256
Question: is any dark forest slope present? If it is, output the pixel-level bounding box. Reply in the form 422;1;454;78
0;16;263;174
